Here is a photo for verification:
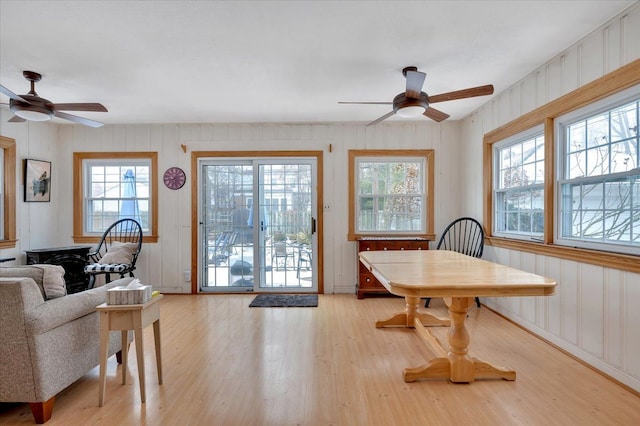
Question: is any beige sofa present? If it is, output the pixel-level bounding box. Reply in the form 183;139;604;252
0;266;133;423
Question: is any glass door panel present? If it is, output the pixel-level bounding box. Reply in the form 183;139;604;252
200;158;317;293
257;161;316;291
201;162;255;292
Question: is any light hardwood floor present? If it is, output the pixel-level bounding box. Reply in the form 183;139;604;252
1;294;639;425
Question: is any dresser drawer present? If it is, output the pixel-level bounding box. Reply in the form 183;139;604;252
356;237;430;299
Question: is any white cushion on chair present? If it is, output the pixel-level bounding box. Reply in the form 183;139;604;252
98;242;137;265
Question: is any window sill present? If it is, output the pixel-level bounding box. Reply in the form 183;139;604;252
0;239;18;249
486;236;640;274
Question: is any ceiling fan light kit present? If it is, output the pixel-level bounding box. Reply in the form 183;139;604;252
1;70;108;127
11;101;53;121
339;66;494;126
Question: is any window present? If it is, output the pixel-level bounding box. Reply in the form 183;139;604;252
493;127;545;239
557;90;639;253
348;150;434;240
73;152;158;243
483;59;640;273
0;136;16;248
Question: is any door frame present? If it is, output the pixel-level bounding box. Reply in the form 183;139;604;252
190;150;324;294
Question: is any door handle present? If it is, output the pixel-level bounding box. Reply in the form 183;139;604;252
311;217;316;234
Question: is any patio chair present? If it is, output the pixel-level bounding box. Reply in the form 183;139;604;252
424;217;484;308
272;241;291;270
296;245;312;278
209;231;238;265
84;218;143;288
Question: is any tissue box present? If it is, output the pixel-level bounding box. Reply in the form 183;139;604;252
107;285;153;305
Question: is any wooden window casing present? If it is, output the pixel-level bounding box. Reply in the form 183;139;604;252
483;59;640;273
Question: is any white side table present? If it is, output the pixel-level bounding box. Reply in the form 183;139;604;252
97;294;163;406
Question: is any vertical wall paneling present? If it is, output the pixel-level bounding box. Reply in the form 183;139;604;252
579;263;605;358
604;268;623;368
625;272;640;379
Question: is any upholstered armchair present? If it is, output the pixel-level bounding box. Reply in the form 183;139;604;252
0;266;133;423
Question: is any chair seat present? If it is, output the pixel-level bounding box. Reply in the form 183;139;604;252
84;263;130;274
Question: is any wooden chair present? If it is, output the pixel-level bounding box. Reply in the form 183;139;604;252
424;217;484;308
84;219;143;288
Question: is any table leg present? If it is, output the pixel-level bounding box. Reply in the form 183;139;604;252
98;312;110;407
403;296;516;383
376;296;450;328
121;330;128;385
447;297;476;382
153;319;163;385
133;312;146;403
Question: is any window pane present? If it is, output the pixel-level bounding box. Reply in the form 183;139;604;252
586;114;609;148
355;157;426;234
86;162;150;233
586;146;610;176
610;102;637;143
494;131;545;238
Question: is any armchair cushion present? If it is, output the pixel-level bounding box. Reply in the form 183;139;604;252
98;241;138;265
0;265;67;300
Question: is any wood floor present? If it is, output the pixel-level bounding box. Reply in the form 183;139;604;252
1;294;639;425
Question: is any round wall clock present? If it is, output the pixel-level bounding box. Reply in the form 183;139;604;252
163;167;186;190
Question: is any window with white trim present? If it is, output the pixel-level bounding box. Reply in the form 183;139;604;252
83;159;151;234
493;126;545;239
557;89;640;253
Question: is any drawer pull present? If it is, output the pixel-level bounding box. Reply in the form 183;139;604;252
365;277;371;283
383;247;388;250
366;247;371;251
401;247;405;250
418;247;422;250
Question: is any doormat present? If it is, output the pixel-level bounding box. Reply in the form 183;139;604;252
249;294;318;308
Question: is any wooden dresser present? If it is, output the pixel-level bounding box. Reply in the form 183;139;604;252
356;237;429;299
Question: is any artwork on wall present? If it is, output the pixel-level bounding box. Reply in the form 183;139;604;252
24;159;51;202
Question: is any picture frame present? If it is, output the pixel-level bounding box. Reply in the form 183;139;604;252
24;159;51;202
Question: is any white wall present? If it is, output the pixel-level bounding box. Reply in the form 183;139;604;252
0;111;60;261
50;121;461;295
460;4;640;391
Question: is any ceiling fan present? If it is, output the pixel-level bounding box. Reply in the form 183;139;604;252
0;70;107;128
339;66;494;126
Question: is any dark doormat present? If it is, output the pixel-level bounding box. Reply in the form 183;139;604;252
249;294;318;308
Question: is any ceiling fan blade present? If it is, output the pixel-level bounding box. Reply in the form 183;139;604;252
8;115;26;123
428;84;494;104
366;111;396;126
405;70;426;99
423;107;450;122
0;84;28;103
50;103;108;112
55;111;104;128
338;101;393;105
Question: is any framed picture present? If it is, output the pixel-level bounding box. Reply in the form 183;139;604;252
24;159;51;202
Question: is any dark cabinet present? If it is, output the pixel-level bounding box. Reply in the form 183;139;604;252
25;246;93;294
357;237;430;299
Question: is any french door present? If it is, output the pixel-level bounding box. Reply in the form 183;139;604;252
199;158;317;293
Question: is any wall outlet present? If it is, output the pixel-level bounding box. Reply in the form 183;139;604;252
184;270;191;282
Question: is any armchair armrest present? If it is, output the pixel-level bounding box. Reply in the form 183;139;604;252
23;279;132;336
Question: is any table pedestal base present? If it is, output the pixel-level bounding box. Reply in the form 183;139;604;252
378;295;516;383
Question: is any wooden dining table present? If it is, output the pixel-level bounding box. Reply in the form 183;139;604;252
359;250;557;383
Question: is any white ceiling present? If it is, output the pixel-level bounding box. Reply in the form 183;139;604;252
0;0;636;126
